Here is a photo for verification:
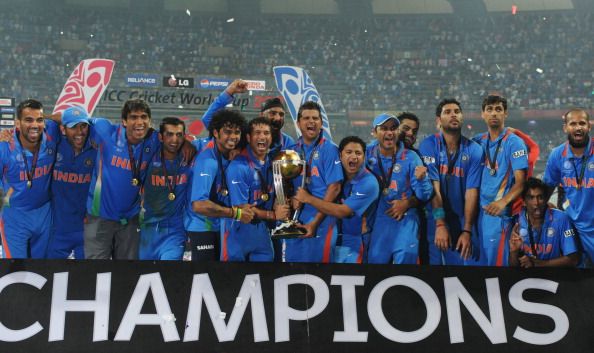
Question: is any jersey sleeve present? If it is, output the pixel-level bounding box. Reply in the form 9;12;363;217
89;117;115;144
321;144;344;185
227;161;250;206
191;155;218;202
201;91;234;130
343;174;379;218
543;147;561;187
419;136;439;181
44;119;61;142
558;213;579;256
409;152;433;202
466;142;484;189
508;135;529;171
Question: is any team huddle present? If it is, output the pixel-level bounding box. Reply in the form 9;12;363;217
2;79;592;268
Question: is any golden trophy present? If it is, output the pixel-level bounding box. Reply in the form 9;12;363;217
271;150;307;239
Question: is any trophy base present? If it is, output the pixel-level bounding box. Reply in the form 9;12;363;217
271;220;308;240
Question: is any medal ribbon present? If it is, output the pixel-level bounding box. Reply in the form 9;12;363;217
160;148;180;199
16;131;40;187
375;147;396;193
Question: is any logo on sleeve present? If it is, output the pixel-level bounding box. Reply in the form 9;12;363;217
512;150;526;158
564;229;575;238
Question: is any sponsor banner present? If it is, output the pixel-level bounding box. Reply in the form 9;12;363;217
0;107;15;113
1;114;14;120
0;119;14;125
0;98;14;106
125;74;159;87
244;80;266;91
163;76;194;88
197;77;232;90
0;260;592;353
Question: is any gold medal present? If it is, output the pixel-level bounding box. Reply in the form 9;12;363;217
261;193;269;202
489;169;496;176
382;188;389;196
221;188;229;196
131;178;139;186
168;192;176;201
26;180;32;188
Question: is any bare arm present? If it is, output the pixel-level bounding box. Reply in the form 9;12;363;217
295;187;353;219
430;180;451;251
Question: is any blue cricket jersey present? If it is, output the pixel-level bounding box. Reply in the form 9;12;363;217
51;136;96;233
86;118;159;221
473;129;528;214
185;139;231;232
227;147;274;210
292;136;344;224
517;207;579;261
366;142;433;223
0;120;59;209
419;133;483;221
141;147;192;224
340;167;379;237
544;138;594;238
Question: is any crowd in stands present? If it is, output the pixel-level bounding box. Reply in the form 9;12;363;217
1;3;591;148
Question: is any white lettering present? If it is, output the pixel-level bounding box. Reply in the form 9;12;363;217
444;277;506;344
274;274;329;342
115;273;179;342
0;272;46;342
509;278;569;345
49;272;111;342
331;275;368;342
367;275;440;343
183;274;268;342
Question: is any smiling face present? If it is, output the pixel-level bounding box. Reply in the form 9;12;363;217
297;109;322;144
16;107;45;146
564;110;590;149
340;142;365;178
159;123;185;158
62;122;89;152
123;109;151;144
262;107;285;132
247;123;272;159
213;123;242;153
438;103;463;133
398;118;419;148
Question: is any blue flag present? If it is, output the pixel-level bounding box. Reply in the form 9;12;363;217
273;66;332;140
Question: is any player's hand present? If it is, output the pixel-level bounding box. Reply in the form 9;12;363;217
434;223;451;251
273;204;290;221
509;223;523;253
385;197;410;220
239;204;256;224
180;140;197;164
456;231;471;260
483;199;507;216
414;165;427;180
0;128;14;143
519;255;535;268
291;197;302;212
225;79;248;96
296;222;317;238
293;187;311;204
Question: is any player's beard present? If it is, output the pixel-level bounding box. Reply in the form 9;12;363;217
568;132;589;149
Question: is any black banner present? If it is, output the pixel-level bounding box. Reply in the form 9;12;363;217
0;260;593;353
162;76;194;89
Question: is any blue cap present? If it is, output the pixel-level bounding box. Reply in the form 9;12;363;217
62;106;90;128
373;113;399;127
